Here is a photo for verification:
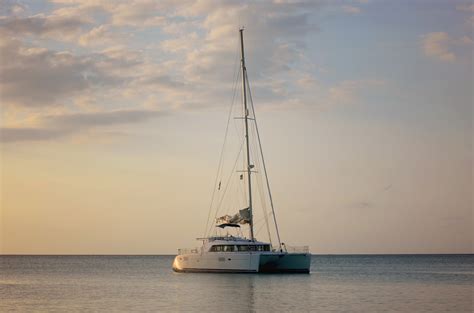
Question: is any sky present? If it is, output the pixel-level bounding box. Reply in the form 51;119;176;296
0;0;472;254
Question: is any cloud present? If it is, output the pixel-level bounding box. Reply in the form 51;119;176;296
341;5;361;15
0;14;88;40
1;0;383;143
421;32;456;62
134;75;186;90
49;0;174;27
421;32;473;63
468;16;474;27
327;79;385;105
456;4;474;12
339;0;369;15
457;4;474;27
0;0;28;17
78;25;117;46
46;109;165;128
296;73;318;88
0;2;126;48
0;127;72;142
0;109;166;143
109;1;168;27
160;32;200;53
0;30;189;118
0;37;120;108
164;0;324;110
2;0;327;111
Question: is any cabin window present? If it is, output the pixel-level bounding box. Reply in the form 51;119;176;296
209;245;236;252
255;245;270;251
209;245;221;252
237;245;249;251
224;245;235;252
234;245;271;252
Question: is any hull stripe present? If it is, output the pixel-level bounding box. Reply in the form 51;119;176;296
173;267;309;274
173;267;257;273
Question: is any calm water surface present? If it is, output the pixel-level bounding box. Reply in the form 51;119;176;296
1;255;472;312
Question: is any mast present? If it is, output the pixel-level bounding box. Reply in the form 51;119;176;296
240;28;254;241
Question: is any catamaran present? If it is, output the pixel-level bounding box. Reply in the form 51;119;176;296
172;28;311;273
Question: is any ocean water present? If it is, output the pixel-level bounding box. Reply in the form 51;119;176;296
0;255;472;312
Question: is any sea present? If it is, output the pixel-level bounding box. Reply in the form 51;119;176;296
0;255;472;312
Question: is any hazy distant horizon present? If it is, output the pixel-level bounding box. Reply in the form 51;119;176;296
2;253;474;256
1;1;472;255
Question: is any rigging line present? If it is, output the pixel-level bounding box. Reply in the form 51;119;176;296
253;211;276;224
247;96;271;243
203;57;241;238
245;70;282;250
256;157;273;244
254;211;275;234
234;113;247;203
224;167;242;216
207;137;246;237
245;89;271;243
255;220;266;237
228;71;246;202
236;167;246;205
209;43;241;225
254;213;273;237
223;172;236;216
248;120;273;245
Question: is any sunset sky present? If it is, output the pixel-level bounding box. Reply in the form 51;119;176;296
1;0;472;254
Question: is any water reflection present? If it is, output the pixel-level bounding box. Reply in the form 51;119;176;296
173;272;312;312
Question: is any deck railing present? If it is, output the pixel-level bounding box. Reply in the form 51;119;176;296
284;245;310;253
178;245;309;254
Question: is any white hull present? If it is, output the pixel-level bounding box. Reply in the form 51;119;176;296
173;251;311;273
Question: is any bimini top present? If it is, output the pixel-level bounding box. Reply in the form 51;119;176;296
216;223;240;228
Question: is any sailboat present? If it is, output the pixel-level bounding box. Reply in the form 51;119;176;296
172;28;311;273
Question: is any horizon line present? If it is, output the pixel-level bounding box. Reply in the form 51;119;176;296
1;253;473;256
